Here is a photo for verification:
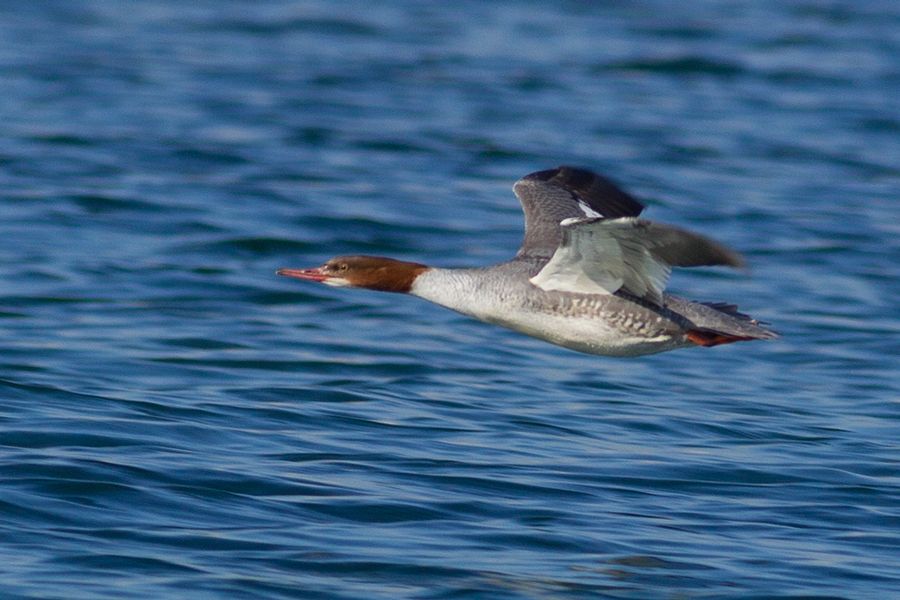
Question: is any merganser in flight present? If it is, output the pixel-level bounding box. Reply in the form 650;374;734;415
278;167;776;357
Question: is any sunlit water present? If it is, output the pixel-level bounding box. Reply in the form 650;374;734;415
1;1;898;598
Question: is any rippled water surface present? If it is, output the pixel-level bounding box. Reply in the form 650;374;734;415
2;1;898;598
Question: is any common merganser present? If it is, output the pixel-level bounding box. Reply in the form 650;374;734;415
278;167;776;357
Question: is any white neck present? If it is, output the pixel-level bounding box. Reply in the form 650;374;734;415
410;268;498;319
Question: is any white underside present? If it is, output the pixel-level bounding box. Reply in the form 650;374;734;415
482;310;683;357
411;268;687;357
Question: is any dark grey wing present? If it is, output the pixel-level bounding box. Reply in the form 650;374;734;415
512;166;645;258
642;222;745;268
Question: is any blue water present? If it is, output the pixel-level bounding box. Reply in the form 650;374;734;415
1;1;898;598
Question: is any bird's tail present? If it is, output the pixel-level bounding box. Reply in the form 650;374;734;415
665;296;779;347
685;329;759;347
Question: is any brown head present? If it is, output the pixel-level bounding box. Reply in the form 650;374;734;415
277;255;429;293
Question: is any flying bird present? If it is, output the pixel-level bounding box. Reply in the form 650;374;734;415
278;167;776;356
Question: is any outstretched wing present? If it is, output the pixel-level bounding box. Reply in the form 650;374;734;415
512;166;645;258
529;217;744;305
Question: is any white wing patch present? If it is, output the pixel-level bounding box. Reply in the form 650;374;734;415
576;199;604;218
529;217;672;304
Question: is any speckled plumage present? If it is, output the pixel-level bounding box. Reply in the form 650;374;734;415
411;258;773;357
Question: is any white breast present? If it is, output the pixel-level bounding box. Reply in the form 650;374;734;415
410;267;685;357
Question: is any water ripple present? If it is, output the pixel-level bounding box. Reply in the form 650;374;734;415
1;1;898;599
